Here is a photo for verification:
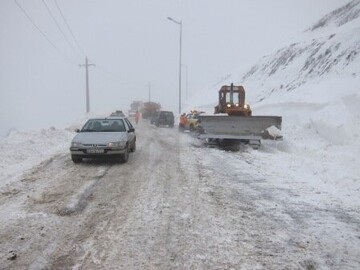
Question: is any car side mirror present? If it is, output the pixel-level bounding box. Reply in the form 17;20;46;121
75;129;80;133
128;128;135;133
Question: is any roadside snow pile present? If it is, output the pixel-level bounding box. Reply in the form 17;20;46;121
242;1;360;202
241;1;360;204
309;94;360;145
0;127;73;189
252;75;360;144
185;1;360;205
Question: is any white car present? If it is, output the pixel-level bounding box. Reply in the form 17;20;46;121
70;117;136;163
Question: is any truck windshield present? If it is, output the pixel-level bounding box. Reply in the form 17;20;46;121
225;92;239;103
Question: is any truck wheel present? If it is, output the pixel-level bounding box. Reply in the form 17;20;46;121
196;125;205;135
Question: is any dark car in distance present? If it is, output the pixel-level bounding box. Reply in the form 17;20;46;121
153;111;174;128
110;110;125;117
150;111;160;125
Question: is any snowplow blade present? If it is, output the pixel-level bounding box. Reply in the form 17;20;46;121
197;115;282;141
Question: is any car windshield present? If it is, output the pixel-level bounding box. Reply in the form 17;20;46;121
81;119;126;132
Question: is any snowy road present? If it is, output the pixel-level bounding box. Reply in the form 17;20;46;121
1;121;359;269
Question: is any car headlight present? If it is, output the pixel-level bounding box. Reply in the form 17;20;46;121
226;103;231;108
244;104;249;109
235;103;239;107
107;141;126;148
71;142;82;147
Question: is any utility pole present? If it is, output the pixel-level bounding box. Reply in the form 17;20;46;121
79;56;95;113
148;82;152;102
182;64;188;100
179;21;182;113
167;17;182;114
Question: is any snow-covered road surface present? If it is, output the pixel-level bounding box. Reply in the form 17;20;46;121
0;121;359;269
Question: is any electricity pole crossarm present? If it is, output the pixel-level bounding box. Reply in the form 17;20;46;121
79;57;95;113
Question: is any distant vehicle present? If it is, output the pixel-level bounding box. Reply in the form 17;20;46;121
141;102;161;119
130;100;143;111
70;117;136;163
128;110;137;118
110;110;125;117
153;111;174;128
181;110;205;132
150;111;160;125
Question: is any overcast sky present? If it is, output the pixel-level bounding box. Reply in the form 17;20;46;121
0;0;348;137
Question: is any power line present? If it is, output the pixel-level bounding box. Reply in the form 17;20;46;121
53;0;128;84
52;1;126;81
17;0;131;85
41;0;83;61
54;0;86;57
13;0;78;65
96;64;123;80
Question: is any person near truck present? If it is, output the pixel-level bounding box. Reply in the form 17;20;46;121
179;113;187;129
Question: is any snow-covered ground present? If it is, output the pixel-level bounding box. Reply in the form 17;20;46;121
0;1;359;268
1;0;359;220
0;128;72;190
2;1;358;199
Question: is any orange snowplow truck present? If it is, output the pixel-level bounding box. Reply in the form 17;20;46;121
214;84;252;116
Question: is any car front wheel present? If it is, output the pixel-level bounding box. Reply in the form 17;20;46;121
120;146;129;163
71;155;82;163
130;141;136;152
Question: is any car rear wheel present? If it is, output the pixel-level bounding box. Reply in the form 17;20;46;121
71;155;82;163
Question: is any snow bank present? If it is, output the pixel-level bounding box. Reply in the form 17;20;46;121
0;128;73;191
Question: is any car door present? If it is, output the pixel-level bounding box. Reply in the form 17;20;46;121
124;118;135;146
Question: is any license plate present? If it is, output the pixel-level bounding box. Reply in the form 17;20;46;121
87;149;104;154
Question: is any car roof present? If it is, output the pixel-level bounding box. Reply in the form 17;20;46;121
160;110;173;113
88;117;127;120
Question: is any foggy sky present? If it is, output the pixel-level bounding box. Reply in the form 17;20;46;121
0;0;347;138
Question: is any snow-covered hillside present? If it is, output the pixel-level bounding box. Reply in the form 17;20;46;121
241;0;360;103
185;0;360;202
